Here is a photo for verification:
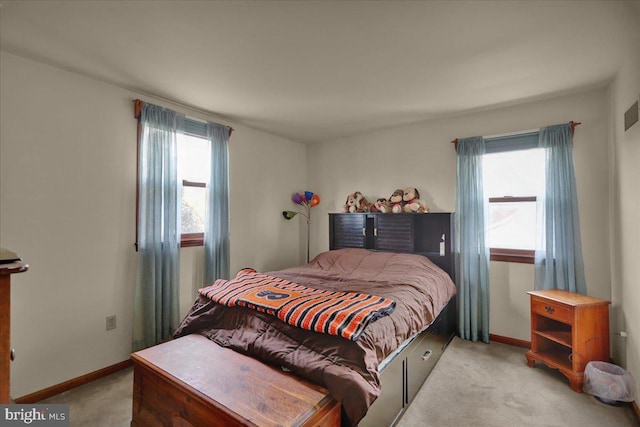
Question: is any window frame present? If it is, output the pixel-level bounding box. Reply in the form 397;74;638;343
483;131;542;264
488;196;537;263
487;193;538;265
180;179;206;247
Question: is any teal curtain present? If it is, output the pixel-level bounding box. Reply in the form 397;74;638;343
455;136;490;343
535;123;586;294
203;122;230;284
133;103;184;351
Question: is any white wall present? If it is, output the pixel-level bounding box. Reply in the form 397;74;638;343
0;51;307;398
609;48;640;397
308;88;611;342
227;124;308;273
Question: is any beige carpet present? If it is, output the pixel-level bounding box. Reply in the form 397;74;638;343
40;367;132;427
398;337;638;427
39;337;638;426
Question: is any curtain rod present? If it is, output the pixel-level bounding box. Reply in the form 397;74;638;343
133;99;234;136
450;121;581;146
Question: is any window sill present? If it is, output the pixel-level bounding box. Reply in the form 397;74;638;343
181;233;204;248
490;248;534;264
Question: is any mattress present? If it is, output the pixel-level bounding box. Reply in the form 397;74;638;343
174;248;456;425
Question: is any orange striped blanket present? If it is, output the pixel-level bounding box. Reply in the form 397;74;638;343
198;268;396;341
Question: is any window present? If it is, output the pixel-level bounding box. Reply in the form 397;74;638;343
178;132;210;247
135;98;214;249
483;134;545;264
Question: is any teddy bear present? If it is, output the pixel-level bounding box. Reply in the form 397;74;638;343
370;198;391;213
343;191;371;213
389;189;405;213
402;187;428;213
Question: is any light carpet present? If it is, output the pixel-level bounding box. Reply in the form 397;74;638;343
40;337;638;426
398;337;638;427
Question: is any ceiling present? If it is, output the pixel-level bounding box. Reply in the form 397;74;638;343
1;1;639;143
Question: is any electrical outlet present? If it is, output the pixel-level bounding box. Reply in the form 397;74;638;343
106;315;117;331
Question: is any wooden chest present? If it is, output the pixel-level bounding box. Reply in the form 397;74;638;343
131;334;340;427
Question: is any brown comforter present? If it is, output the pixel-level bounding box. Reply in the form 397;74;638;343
174;248;456;425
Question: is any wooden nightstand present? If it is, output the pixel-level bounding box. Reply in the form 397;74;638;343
526;290;610;392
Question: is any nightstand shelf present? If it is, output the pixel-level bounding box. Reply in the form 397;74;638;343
533;330;572;348
526;290;610;392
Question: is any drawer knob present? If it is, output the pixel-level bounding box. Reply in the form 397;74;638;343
421;349;432;362
544;305;555;314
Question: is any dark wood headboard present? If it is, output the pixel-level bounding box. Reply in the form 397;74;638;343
328;212;455;281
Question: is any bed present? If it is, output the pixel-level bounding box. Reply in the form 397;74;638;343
135;213;457;426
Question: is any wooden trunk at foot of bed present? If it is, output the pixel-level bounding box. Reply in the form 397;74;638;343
130;334;340;427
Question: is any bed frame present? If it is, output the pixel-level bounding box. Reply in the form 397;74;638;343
130;212;457;427
329;212;456;426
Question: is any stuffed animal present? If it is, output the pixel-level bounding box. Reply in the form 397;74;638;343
371;198;391;213
343;191;371;213
402;187;428;213
389;189;405;213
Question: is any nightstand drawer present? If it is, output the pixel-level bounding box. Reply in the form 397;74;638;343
531;298;572;324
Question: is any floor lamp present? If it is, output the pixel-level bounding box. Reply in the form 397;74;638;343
282;191;320;263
